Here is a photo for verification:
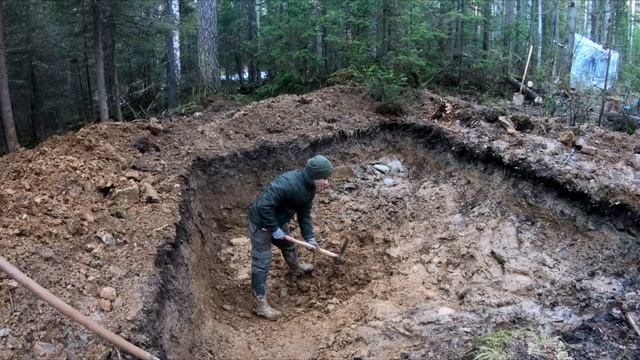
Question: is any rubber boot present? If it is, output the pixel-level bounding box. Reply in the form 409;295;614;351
253;294;282;321
283;251;315;277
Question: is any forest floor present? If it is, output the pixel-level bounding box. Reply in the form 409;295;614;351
0;86;639;359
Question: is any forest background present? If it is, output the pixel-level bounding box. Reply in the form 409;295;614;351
0;0;638;154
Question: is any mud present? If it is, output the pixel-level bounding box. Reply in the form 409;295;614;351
148;126;640;359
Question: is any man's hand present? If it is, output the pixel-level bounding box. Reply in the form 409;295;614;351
272;228;285;239
306;237;319;251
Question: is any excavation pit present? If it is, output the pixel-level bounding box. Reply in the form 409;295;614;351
149;126;640;359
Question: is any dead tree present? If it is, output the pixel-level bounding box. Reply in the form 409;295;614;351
0;0;19;153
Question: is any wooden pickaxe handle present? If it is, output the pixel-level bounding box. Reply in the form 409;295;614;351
0;256;159;360
282;235;339;259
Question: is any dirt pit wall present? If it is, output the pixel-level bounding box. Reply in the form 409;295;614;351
147;125;640;359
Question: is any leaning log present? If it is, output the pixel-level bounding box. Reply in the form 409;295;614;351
605;112;640;125
507;76;542;102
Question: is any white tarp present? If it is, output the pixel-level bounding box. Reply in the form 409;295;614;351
570;33;619;90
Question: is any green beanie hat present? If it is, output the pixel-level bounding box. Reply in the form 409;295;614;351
304;155;334;180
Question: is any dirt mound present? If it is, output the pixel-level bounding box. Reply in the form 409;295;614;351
0;86;638;359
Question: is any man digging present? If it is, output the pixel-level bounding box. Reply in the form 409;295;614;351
248;155;334;320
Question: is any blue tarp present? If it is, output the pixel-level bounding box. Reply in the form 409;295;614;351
570;33;619;90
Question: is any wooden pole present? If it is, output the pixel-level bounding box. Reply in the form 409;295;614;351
598;48;613;125
520;45;534;94
282;235;339;259
0;256;159;360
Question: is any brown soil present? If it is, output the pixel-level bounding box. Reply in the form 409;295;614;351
0;86;639;359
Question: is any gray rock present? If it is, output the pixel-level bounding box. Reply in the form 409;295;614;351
229;237;249;247
141;183;160;203
124;170;142;181
383;178;396;186
0;328;10;338
96;230;116;246
387;159;406;173
131;158;155;172
343;182;357;190
373;164;390;174
579;145;597;155
113;184;140;203
33;341;58;359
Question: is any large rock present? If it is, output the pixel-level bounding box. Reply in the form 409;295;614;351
229;237;249;247
579;145;597;156
96;230;116;246
141;183;160;203
113;184;140;203
373;164;390;174
99;286;117;301
558;131;575;147
33;341;58;359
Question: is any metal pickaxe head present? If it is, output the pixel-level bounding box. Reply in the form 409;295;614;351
334;237;350;264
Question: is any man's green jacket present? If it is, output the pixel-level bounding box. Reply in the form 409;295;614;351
249;169;316;241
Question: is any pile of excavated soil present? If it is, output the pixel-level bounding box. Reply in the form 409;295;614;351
0;86;638;359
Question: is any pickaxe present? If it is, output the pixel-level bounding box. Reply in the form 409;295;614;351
282;235;349;264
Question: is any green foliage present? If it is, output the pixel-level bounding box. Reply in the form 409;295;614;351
363;65;408;115
473;329;573;360
543;92;559;116
612;117;638;135
254;72;315;99
3;0;640;153
327;67;362;87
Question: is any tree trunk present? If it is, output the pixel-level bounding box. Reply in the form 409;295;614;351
26;0;43;143
82;1;93;121
170;0;180;82
632;0;637;58
93;0;109;122
590;0;598;40
0;0;19;153
482;0;491;52
380;0;389;59
166;0;179;111
457;0;465;82
312;0;323;64
562;1;577;78
234;52;243;83
551;0;560;79
247;0;258;84
602;0;611;45
581;0;588;34
107;1;122;121
505;0;515;71
197;0;220;91
75;59;86;122
536;0;543;68
605;112;640;125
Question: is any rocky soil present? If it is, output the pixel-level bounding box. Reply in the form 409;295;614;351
0;86;638;359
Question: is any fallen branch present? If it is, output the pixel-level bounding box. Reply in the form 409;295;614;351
605;112;640;125
625;311;640;338
507;76;542;102
153;223;171;232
